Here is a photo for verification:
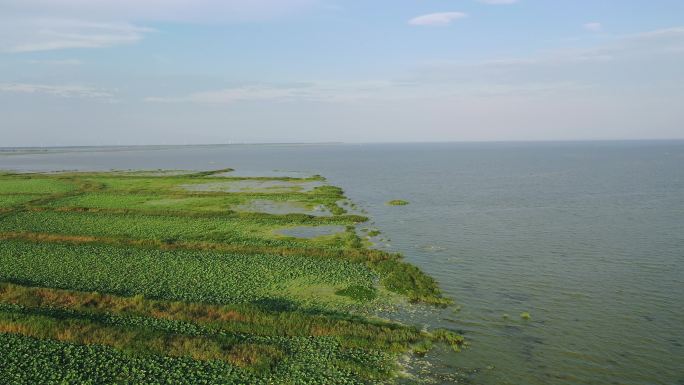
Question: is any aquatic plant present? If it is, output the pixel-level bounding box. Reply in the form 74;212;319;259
367;229;382;237
0;240;375;306
334;285;378;302
386;199;409;206
0;171;457;383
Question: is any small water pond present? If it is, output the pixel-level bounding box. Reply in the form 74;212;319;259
233;200;330;216
276;225;346;239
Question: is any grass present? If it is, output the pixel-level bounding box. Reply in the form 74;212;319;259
0;170;459;383
0;195;39;208
0;177;76;194
0;304;280;368
185;168;235;177
40;183;348;215
0;282;427;351
386;200;410;206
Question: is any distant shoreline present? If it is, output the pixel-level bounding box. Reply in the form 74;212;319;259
2;138;683;153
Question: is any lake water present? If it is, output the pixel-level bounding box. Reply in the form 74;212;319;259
1;141;683;385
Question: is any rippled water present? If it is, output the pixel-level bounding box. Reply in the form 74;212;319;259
2;141;683;385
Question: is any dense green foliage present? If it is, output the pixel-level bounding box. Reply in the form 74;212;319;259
44;191;350;216
0;332;395;384
0;240;374;306
0;195;37;208
0;170;458;384
0;177;75;194
0;210;361;249
0;282;427;350
335;285;378;302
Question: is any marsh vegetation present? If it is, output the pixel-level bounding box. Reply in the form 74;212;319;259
0;169;459;384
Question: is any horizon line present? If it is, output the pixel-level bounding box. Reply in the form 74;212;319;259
2;138;684;150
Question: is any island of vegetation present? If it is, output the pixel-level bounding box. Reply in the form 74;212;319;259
0;169;460;384
387;199;410;206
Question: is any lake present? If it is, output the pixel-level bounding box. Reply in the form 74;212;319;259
2;141;683;385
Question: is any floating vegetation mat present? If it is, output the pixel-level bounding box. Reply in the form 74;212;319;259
0;169;459;384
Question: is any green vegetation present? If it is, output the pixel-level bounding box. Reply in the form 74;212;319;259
185;168;235;177
520;312;532;320
0;194;38;209
335;285;378;302
367;229;382;237
0;169;459;383
0;211;363;249
0;177;75;194
386;199;410;206
0;240;376;306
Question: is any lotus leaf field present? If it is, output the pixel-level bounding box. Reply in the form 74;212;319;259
0;169;461;384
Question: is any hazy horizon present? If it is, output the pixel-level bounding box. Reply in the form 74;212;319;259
4;138;684;151
2;0;683;146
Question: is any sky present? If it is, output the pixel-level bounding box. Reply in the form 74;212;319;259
1;0;683;146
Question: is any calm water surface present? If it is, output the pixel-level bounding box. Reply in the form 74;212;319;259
2;141;683;385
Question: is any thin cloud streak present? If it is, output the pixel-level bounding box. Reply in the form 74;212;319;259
409;12;467;27
0;83;114;99
0;19;153;53
0;0;320;24
143;26;684;107
144;82;408;104
0;0;318;53
584;22;603;32
27;59;83;66
478;0;518;4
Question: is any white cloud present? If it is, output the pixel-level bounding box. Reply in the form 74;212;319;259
0;83;114;98
478;0;518;4
28;59;83;66
145;85;306;104
408;26;684;96
409;12;467;27
0;0;319;24
144;81;416;104
144;26;684;107
584;22;603;32
0;19;153;53
629;26;684;40
0;0;318;53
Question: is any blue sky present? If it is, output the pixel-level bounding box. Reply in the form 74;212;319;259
1;0;683;146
